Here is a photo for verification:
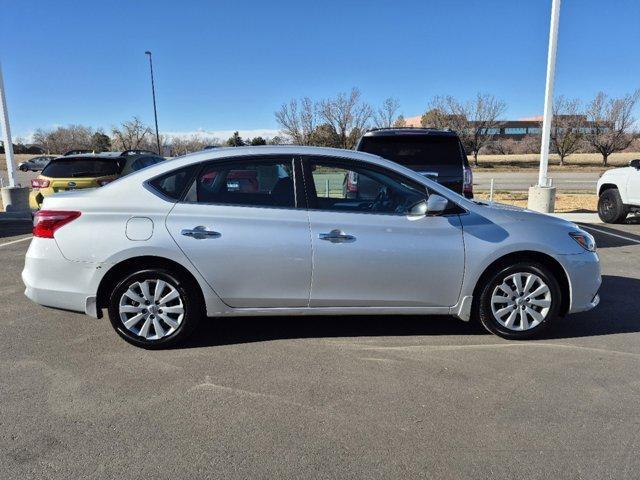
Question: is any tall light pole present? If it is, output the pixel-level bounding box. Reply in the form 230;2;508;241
145;51;161;155
0;61;17;188
528;0;561;213
0;61;29;213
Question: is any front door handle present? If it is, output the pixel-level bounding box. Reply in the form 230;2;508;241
319;229;356;243
181;226;221;240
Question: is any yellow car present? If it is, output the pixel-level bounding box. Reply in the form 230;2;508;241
29;150;165;210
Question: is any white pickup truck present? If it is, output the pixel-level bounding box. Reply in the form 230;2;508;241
597;159;640;223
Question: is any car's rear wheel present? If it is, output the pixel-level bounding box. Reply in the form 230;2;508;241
598;188;628;224
107;268;202;348
476;262;561;339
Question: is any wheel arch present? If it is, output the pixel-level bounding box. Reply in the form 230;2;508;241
471;250;570;317
598;183;619;196
96;255;207;317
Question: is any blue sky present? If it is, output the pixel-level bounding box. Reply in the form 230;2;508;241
1;0;639;140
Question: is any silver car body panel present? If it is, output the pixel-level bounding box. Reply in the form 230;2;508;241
22;146;601;321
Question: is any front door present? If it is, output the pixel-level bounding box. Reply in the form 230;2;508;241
303;156;465;307
166;156;312;308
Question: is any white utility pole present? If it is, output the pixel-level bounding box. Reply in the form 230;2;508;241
538;0;561;187
528;0;561;213
0;61;17;188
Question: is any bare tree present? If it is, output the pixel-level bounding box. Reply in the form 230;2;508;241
373;97;401;128
421;94;506;166
586;90;640;166
274;97;316;145
32;125;94;154
111;117;152;151
318;88;373;149
168;133;217;156
548;96;585;165
486;137;517;155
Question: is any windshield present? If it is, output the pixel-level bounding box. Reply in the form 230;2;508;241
41;158;123;178
358;135;464;166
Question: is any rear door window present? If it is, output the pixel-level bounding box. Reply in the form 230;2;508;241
185;157;296;208
41;158;122;178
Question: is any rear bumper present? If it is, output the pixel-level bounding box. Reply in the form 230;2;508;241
22;237;103;317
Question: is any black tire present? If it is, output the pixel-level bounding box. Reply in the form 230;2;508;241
107;268;202;349
475;262;562;340
598;188;628;224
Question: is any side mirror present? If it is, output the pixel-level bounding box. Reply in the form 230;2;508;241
630;159;640;170
426;194;449;216
407;199;428;216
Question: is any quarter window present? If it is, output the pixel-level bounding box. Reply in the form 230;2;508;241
307;159;425;215
148;165;198;200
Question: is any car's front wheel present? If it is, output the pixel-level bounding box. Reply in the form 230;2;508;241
107;268;202;348
598;188;628;223
476;262;561;339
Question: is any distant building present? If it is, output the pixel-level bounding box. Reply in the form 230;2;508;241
403;114;600;139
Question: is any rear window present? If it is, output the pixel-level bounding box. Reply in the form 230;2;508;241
130;156;164;172
358;135;464;167
41;158;123;178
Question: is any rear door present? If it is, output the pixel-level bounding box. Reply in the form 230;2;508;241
304;156;465;307
165;156;312;308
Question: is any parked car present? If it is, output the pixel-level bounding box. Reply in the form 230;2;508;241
23;146;600;348
29;151;165;210
353;128;474;198
18;155;56;172
63;149;95;156
596;159;640;223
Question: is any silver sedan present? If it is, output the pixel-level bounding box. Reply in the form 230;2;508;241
22;146;601;348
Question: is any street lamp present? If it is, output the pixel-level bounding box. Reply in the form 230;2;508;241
144;51;161;155
528;0;561;213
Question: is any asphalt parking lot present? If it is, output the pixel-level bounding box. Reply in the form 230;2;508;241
1;217;639;479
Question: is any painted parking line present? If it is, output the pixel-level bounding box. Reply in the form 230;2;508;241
580;225;640;245
0;236;32;248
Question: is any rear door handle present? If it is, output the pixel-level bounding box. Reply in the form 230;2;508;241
181;226;221;240
319;229;356;243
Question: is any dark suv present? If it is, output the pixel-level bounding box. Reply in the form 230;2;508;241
353;128;473;198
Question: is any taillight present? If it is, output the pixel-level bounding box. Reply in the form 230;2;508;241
31;178;50;189
33;210;81;238
346;171;358;193
463;166;473;197
98;179;113;187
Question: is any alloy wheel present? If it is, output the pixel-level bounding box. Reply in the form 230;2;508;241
118;279;185;340
490;272;552;331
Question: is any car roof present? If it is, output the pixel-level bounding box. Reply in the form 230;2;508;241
51;152;162;161
362;127;458;137
173;145;383;166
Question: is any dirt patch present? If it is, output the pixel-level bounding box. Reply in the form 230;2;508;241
472;152;639;172
474;192;597;213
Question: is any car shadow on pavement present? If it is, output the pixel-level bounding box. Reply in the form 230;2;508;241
577;223;640;248
182;275;638;348
184;314;486;349
547;274;640;340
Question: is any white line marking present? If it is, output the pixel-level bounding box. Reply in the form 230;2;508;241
0;236;32;248
580;225;640;245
